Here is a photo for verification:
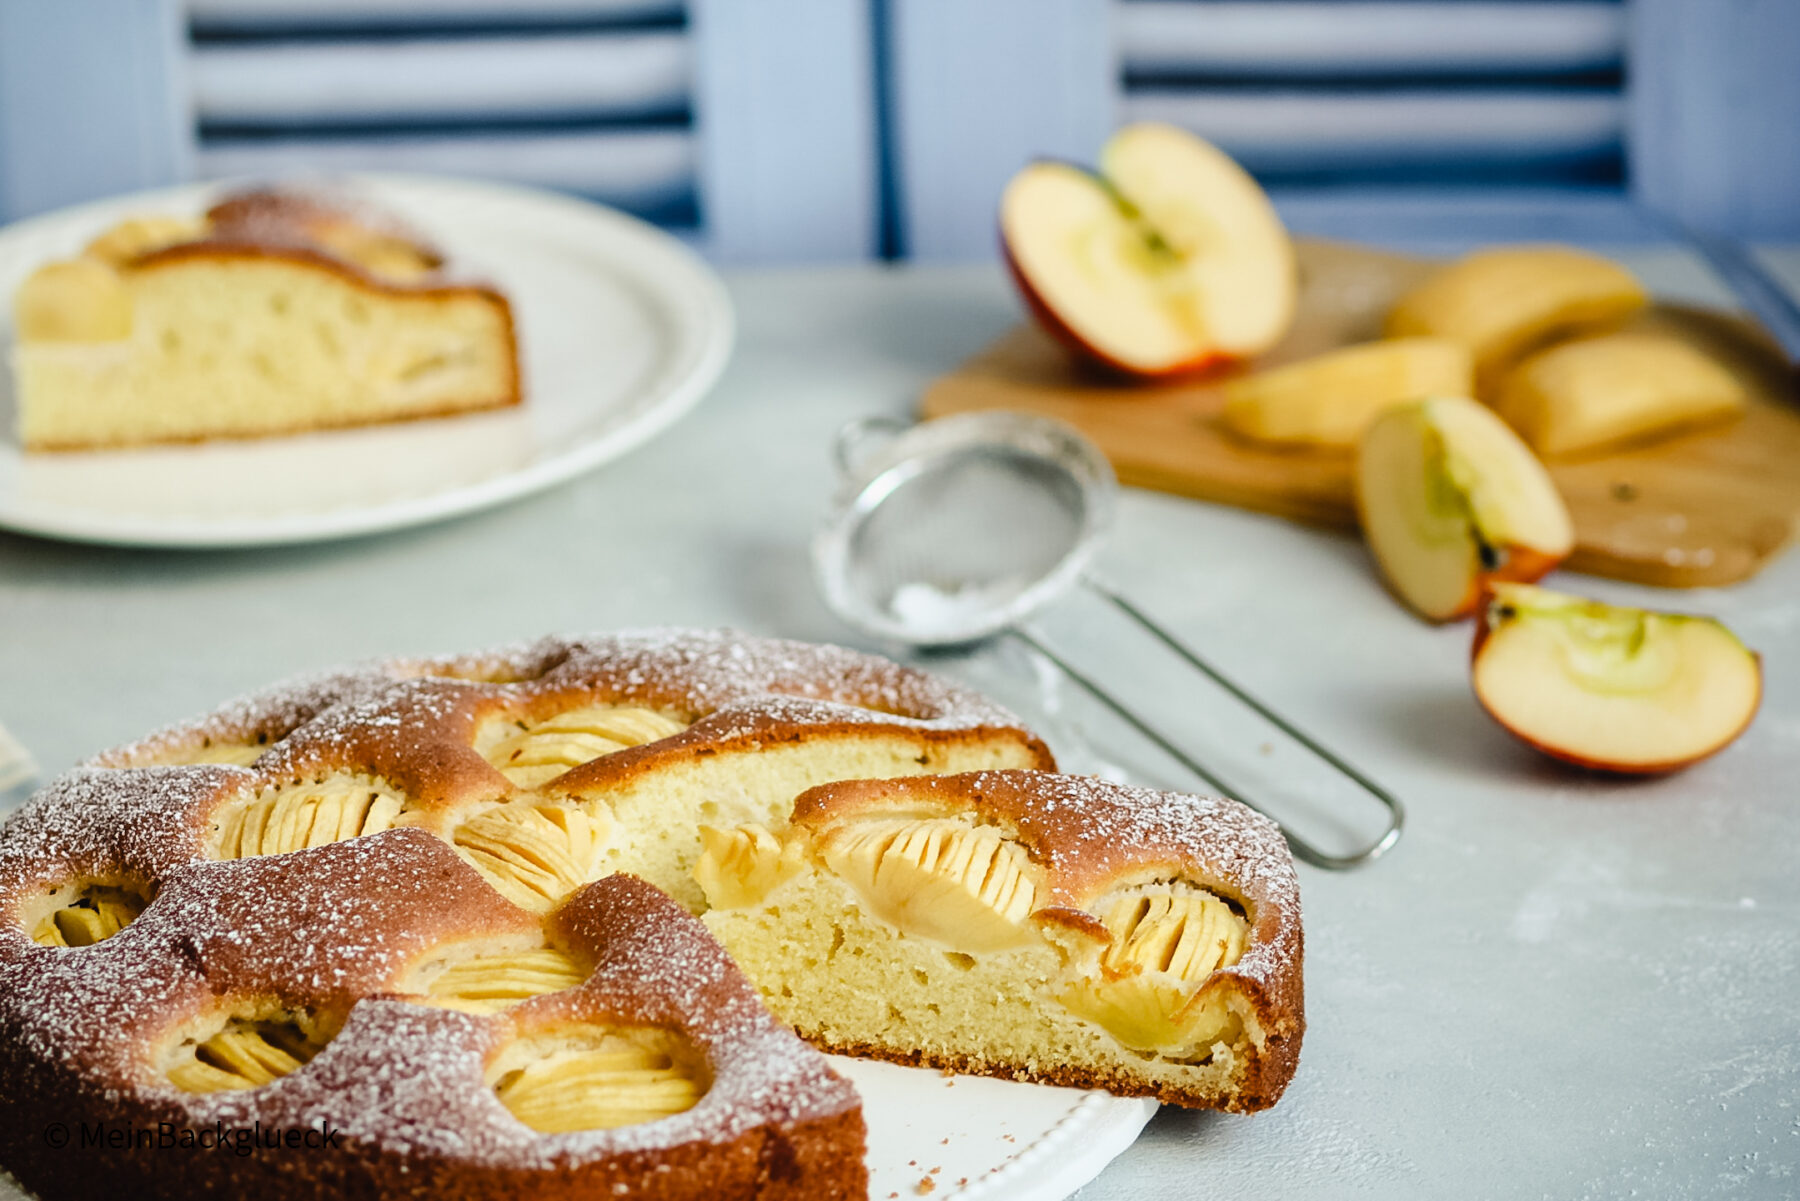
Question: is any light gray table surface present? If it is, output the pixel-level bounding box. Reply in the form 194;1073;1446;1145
1;249;1797;1200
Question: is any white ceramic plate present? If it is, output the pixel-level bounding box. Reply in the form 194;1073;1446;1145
0;174;733;547
841;1057;1157;1200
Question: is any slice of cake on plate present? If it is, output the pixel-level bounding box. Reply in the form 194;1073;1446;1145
10;188;521;451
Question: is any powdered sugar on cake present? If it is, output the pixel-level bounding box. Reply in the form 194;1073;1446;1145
95;629;1037;776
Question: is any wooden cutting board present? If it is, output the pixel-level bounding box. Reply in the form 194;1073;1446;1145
921;241;1800;588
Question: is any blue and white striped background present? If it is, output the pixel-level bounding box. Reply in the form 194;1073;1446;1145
0;0;1794;260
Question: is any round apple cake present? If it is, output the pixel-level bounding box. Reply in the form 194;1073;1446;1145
0;629;1303;1200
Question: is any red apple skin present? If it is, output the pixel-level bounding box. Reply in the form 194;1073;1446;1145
1347;498;1570;625
999;231;1241;382
1469;586;1764;775
1429;544;1567;624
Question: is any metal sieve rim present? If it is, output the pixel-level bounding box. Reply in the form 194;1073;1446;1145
812;412;1117;648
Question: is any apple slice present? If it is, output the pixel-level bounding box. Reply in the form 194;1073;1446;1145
1000;123;1295;377
1495;331;1747;457
1356;396;1573;622
1473;582;1761;773
1384;245;1647;391
1222;337;1473;448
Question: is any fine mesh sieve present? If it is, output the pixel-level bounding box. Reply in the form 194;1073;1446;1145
814;411;1404;871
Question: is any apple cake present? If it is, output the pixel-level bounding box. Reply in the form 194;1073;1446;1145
11;188;520;451
0;630;1303;1199
0;631;1051;1199
697;770;1303;1112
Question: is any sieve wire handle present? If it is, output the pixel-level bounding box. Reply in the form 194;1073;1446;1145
1010;578;1405;871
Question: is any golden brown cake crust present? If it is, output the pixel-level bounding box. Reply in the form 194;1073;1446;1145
19;390;523;453
204;188;450;272
132;229;508;305
789;769;1306;1112
89;629;1054;808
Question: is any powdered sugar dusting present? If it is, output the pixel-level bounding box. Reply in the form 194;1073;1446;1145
983;768;1304;994
0;831;858;1186
91;630;1042;808
0;766;245;919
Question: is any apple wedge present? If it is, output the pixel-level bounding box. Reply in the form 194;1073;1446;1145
1473;583;1762;773
1223;337;1473;448
1356;396;1573;622
1496;331;1747;457
1000;123;1295;377
1385;245;1647;390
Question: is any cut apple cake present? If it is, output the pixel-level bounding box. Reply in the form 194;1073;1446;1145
0;630;1302;1200
697;770;1303;1112
11;188;520;451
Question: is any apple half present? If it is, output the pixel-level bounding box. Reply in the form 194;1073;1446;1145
1356;396;1573;622
1000;123;1296;377
1473;583;1762;773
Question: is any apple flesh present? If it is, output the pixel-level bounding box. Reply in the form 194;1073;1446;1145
1384;244;1648;392
1473;582;1762;773
14;258;132;342
1000;123;1295;377
1356;396;1573;622
1495;331;1746;458
1223;337;1474;448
